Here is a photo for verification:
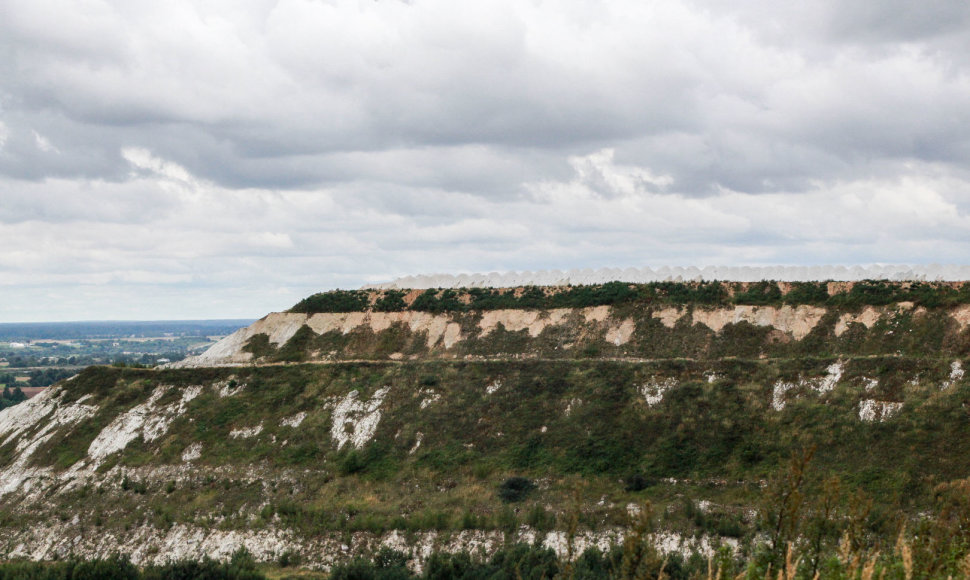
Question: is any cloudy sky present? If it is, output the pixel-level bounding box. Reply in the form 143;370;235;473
1;0;969;321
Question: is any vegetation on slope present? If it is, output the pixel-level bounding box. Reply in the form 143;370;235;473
4;281;970;576
2;357;964;557
8;488;970;579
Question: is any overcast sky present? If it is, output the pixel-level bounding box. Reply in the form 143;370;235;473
1;0;969;321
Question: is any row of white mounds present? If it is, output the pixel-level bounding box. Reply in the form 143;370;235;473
368;265;970;289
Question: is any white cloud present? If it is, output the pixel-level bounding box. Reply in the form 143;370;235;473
1;0;969;320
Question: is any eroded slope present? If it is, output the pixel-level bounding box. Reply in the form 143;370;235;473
0;357;967;566
174;302;970;367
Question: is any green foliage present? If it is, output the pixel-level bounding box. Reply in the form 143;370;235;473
548;281;641;308
8;356;970;573
289;290;369;313
120;476;148;494
241;334;274;360
288;280;970;315
0;386;27;410
408;289;465;313
784;281;830;305
497;476;536;503
684;498;744;538
624;474;657;492
373;290;407;312
273;325;315;363
335;443;398;478
0;555;139;580
654;280;729;305
328;548;411;580
142;549;263;579
733;281;783;305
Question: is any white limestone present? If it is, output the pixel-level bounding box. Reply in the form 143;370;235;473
771;361;844;411
169;313;308;367
564;398;582;416
87;385;202;463
817;361;844;394
280;412;307;428
942;361;965;390
418;390;440;409
218;378;245;398
330;387;390;449
410;432;423;455
181;443;203;462
639;377;678;407
859;400;903;422
230;423;263;439
0;388;98;497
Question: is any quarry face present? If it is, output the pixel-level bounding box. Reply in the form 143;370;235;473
1;280;969;569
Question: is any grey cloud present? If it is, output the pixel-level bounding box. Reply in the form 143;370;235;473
3;0;967;197
827;1;970;43
1;0;970;321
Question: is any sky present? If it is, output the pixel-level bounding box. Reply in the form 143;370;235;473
1;0;969;321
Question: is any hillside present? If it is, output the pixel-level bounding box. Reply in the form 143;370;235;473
175;281;970;367
1;281;969;574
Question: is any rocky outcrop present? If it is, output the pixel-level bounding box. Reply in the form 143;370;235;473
172;302;970;367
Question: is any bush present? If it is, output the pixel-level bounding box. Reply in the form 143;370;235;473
286;280;970;316
624;474;657;492
497;476;536;503
784;282;829;305
373;290;407;312
290;290;369;313
277;549;302;568
733;281;783;305
328;548;412;580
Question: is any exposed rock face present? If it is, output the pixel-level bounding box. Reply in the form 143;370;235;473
5;281;970;569
0;518;729;569
172;302;970;367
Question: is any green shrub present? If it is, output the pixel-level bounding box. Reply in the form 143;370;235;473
784;282;829;305
733;281;783;305
290;290;369;313
329;548;412;580
241;334;274;360
624;474;657;492
373;290;407;312
497;476;535;503
286;280;970;315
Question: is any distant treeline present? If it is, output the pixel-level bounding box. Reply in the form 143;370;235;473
290;280;970;314
0;320;255;341
0;386;26;410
